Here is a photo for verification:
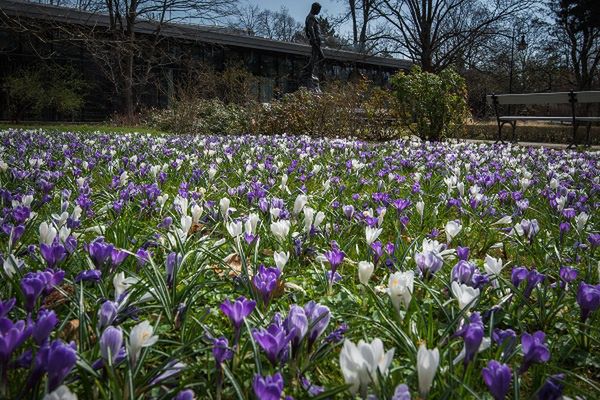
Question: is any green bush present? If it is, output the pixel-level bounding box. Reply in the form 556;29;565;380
5;64;87;122
391;66;470;141
147;98;250;135
251;81;403;140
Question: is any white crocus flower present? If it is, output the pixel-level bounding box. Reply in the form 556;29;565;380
52;212;69;227
575;212;589;232
59;226;71;243
157;194;168;209
339;338;395;396
39;221;58;245
417;344;440;398
483;255;504;277
43;385;78;400
3;254;22;277
445;220;462;243
219;197;230;218
293;194;308;216
129;320;159;366
280;174;290;193
71;206;82;222
416;201;425;218
451;281;480;312
180;215;192;236
174;195;189;216
358;261;374;285
270;220;290;241
365;226;382;245
119;171;128;186
453;337;491;365
492;215;512;225
303;207;315;232
388;271;414;310
274;251;290;271
113;272;138;300
208;167;217;180
226;220;243;238
245;213;260;235
191;204;203;224
270;207;281;220
456;181;465;197
313;211;325;229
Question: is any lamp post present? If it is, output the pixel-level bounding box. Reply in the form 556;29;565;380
508;30;527;93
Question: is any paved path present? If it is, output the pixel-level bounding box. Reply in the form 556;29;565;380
464;139;600;151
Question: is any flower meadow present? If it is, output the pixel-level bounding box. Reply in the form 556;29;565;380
0;129;599;400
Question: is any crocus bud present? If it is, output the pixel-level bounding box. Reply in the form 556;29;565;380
358;261;374;285
417;344;440;397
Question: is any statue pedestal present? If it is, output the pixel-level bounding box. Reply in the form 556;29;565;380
300;73;322;93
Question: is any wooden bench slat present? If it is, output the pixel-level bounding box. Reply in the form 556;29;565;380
576;91;600;103
487;92;571;105
499;116;600;122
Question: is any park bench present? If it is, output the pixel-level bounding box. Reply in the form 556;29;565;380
487;91;600;148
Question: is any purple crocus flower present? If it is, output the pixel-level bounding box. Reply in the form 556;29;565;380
74;269;102;283
588;233;600;248
212;336;233;367
523;269;545;298
253;265;281;305
174;389;195;400
342;205;354;220
415;251;443;278
39;242;67;268
33;309;58;345
99;326;123;363
558;266;578;285
284;304;308;353
493;328;517;357
324;323;348;344
253;372;284;400
110;248;128;269
86;239;114;269
20;274;46;312
0;298;15;318
304;301;330;349
166;252;182;288
455;312;484;365
252;320;294;366
537;374;565;400
520;331;550;373
456;246;470;261
392;198;411;212
391;384;411;400
324;242;345;282
482;360;512;400
97;300;118;330
0;318;32;364
39;339;78;391
371;241;384;265
452;260;487;288
220;296;256;332
576;282;600;322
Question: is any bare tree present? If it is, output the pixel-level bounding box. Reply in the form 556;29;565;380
230;4;262;35
551;0;600;90
5;0;238;118
374;0;533;72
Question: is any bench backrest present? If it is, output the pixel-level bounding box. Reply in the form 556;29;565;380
486;91;600;105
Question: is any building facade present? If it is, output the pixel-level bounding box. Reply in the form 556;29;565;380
0;0;411;121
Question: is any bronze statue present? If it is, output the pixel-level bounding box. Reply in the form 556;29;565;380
301;2;324;92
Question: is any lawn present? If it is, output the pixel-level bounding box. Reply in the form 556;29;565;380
0;128;598;399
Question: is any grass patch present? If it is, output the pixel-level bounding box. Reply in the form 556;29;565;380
0;122;166;135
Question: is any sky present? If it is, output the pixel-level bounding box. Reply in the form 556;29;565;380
242;0;347;28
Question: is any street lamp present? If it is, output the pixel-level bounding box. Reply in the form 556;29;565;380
509;30;527;93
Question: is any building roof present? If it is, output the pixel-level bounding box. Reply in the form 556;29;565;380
0;0;411;70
